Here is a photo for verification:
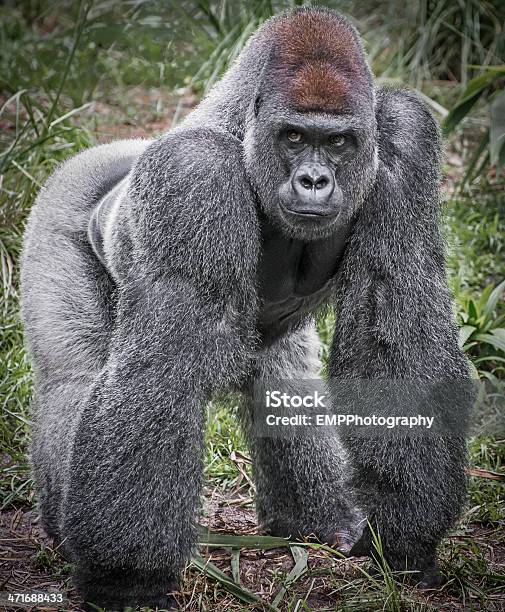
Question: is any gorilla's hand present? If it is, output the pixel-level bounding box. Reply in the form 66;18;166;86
347;526;443;589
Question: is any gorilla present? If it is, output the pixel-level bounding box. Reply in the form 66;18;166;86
21;7;472;610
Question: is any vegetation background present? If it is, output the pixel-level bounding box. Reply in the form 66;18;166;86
0;0;504;610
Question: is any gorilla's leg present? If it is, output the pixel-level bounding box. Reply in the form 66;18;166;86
343;436;467;586
240;320;362;547
21;140;148;550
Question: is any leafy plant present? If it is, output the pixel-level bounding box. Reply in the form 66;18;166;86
0;3;95;510
173;0;303;96
443;65;505;183
346;0;505;87
408;0;504;87
458;279;505;377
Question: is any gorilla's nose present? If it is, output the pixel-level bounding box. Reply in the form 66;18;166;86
292;163;335;209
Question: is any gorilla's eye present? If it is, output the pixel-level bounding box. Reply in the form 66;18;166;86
330;134;346;147
287;130;304;143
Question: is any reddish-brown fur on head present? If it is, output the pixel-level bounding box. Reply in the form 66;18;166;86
268;9;372;113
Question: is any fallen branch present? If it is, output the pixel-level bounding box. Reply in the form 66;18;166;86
467;467;505;482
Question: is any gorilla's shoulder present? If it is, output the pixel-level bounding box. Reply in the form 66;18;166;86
375;87;440;144
132;127;244;187
129;127;250;214
125;126;258;263
374;86;441;176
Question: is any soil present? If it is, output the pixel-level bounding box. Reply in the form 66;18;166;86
1;487;504;611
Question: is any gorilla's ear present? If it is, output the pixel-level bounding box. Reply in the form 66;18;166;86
254;94;262;118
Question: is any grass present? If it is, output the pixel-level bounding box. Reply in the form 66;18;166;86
1;1;504;610
205;398;251;489
446;188;505;291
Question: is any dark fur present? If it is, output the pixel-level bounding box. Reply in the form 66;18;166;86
21;7;471;609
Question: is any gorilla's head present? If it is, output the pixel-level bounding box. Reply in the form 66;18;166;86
244;9;378;241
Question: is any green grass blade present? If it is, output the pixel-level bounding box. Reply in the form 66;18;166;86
272;545;308;608
474;332;505;353
198;530;290;549
190;553;277;610
459;325;477;349
483;279;505;319
442;69;502;135
230;547;240;584
490;90;505;168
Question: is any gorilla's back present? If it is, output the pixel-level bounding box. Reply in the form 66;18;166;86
21;139;150;382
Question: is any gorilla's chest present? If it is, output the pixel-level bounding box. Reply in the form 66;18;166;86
257;219;349;343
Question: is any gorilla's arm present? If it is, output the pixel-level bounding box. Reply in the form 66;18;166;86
62;130;259;609
329;89;472;582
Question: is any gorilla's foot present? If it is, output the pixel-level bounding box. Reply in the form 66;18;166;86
412;567;444;590
76;565;179;611
82;592;179;611
259;497;364;548
352;561;444;592
343;530;444;589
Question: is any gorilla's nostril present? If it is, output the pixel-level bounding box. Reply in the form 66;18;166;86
301;177;313;190
315;178;328;190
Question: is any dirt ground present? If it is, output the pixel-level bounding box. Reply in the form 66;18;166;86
1;486;505;611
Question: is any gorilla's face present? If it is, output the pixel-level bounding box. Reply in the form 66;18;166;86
245;101;378;241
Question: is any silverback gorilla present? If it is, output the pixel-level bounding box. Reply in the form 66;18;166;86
21;7;472;611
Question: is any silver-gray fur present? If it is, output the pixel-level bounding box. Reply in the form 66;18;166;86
21;7;471;610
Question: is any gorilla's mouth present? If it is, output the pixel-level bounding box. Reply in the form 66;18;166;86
282;206;338;218
278;200;340;223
